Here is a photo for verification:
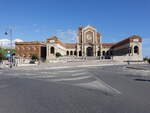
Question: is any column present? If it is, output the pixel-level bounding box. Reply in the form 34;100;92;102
46;45;49;60
77;44;79;57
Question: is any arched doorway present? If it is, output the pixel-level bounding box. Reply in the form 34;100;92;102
74;51;77;56
51;47;55;54
134;46;139;54
86;47;93;56
102;51;105;56
70;51;73;56
79;51;82;56
66;51;69;56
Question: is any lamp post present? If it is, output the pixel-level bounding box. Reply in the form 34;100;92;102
5;28;13;68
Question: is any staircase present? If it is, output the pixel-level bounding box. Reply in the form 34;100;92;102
85;56;99;60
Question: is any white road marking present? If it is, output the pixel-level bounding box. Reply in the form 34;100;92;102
31;75;58;78
71;72;88;76
94;76;121;94
57;69;86;73
9;67;122;95
51;75;92;82
74;80;121;95
40;72;57;74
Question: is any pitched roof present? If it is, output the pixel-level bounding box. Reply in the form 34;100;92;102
15;42;45;45
63;43;76;49
102;43;116;48
111;35;142;48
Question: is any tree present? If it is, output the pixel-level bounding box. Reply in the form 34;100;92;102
56;52;62;57
0;49;7;60
143;57;150;64
31;54;39;61
0;48;16;61
0;53;4;61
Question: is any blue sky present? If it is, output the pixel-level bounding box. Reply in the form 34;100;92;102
0;0;150;57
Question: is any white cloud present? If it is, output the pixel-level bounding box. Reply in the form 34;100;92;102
14;38;23;42
55;29;77;43
0;38;23;48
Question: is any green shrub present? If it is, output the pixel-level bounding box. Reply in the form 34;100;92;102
148;59;150;64
144;57;150;64
31;54;39;61
56;52;61;57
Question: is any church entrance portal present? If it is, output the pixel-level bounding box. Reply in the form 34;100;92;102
86;47;93;56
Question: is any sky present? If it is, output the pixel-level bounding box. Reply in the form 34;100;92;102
0;0;150;57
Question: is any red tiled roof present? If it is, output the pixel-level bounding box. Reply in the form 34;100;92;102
102;43;116;48
111;35;142;48
15;42;45;45
63;43;76;49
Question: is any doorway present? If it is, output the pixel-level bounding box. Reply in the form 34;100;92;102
86;47;93;56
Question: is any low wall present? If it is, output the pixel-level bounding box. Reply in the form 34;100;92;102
113;55;143;61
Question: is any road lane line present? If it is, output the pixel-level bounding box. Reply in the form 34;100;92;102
51;75;92;82
95;76;121;94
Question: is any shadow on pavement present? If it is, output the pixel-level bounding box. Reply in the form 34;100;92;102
134;79;150;83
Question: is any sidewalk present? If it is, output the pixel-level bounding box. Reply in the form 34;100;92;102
0;64;9;69
14;60;126;70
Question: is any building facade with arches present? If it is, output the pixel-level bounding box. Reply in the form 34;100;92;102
46;25;143;61
16;25;143;62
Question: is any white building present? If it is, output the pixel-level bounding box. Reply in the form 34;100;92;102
46;25;143;61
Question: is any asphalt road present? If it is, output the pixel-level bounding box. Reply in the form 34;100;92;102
0;65;150;113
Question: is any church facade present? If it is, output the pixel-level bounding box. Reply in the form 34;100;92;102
16;25;143;62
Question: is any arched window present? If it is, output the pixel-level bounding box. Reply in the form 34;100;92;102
102;51;105;56
51;47;55;54
97;51;100;56
74;51;77;56
66;51;69;56
79;51;82;56
134;46;139;54
70;51;73;55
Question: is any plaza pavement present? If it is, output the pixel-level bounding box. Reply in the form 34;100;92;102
126;64;150;70
0;62;150;113
0;64;150;113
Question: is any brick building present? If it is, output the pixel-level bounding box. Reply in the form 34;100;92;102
15;42;46;60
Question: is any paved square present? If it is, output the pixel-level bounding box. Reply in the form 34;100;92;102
0;64;150;113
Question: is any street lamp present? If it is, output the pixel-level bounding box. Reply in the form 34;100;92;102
5;28;13;68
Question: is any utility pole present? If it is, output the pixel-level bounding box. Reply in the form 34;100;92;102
10;28;13;68
5;27;13;68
